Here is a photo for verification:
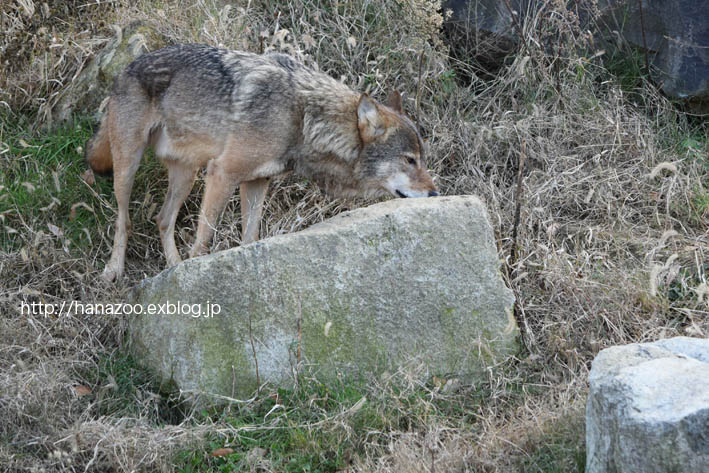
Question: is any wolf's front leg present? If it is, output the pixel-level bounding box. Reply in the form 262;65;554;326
157;160;199;267
240;178;269;245
189;159;239;258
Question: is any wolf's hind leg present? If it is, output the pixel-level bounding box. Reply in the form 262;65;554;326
156;159;198;267
189;159;240;259
102;128;145;281
240;178;269;245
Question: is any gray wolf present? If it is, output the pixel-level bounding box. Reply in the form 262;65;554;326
86;44;438;281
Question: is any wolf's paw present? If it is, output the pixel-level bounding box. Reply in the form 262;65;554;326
188;246;208;260
165;254;182;268
101;265;122;282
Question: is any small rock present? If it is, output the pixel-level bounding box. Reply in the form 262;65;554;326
586;336;709;473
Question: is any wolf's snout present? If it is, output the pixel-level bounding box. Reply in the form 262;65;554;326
394;189;438;198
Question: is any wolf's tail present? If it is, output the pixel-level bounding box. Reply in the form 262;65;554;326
85;113;113;177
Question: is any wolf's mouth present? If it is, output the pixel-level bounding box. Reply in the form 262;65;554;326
395;190;407;198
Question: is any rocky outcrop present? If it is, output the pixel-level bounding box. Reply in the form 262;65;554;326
129;196;518;399
443;0;523;74
444;0;523;43
443;0;709;103
586;337;709;473
596;0;709;102
52;21;164;125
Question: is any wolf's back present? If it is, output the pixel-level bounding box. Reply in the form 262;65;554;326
85;44;328;177
119;44;242;100
86;45;229;177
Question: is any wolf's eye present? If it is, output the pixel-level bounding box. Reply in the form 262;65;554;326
407;157;417;166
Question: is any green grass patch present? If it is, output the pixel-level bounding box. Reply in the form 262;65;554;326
175;374;493;473
0;116;170;264
178;382;371;472
602;47;647;96
693;189;709;220
76;351;186;423
521;412;586;473
177;380;380;472
0;117;111;251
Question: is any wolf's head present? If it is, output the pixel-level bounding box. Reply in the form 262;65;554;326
357;92;438;198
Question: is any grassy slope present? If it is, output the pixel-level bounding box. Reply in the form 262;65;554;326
0;119;106;251
1;1;707;472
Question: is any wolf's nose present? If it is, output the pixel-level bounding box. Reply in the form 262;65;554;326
428;191;439;197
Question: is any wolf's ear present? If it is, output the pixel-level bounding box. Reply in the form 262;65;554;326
385;90;403;113
358;94;384;141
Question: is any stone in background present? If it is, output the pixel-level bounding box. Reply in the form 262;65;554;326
586;337;709;473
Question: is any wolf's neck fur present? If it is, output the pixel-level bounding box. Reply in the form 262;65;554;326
293;71;374;196
297;71;361;161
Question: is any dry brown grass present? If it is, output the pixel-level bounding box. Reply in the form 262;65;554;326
1;0;707;471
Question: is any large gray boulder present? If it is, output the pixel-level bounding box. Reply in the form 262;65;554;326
586;337;709;473
129;196;518;398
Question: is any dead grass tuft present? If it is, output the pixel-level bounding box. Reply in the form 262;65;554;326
0;1;116;124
